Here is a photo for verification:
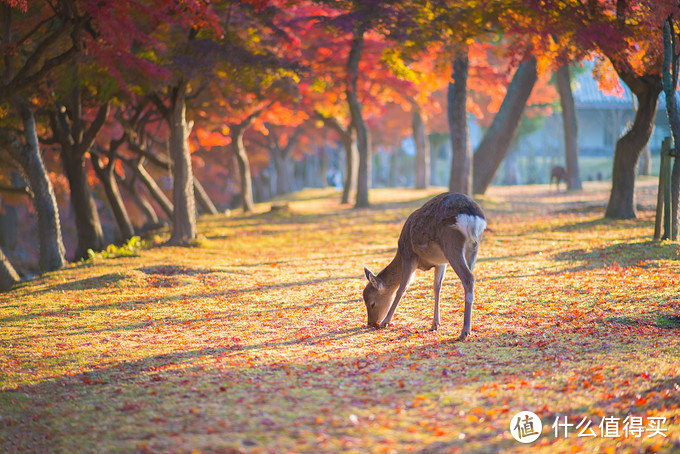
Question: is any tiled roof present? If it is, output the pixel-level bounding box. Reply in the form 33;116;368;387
573;70;634;107
572;64;667;109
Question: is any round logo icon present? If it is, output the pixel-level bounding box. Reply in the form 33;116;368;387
510;411;542;443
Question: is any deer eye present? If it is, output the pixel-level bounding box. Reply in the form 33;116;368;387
370;303;376;308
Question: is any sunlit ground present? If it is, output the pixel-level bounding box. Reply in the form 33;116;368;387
1;179;678;453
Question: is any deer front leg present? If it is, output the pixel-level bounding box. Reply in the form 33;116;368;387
430;264;447;331
378;257;417;328
446;247;475;341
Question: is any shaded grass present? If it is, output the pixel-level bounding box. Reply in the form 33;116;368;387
1;184;679;453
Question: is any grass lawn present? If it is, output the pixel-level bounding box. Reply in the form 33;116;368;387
1;180;679;453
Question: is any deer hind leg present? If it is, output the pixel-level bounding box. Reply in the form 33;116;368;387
379;256;417;328
465;241;479;272
431;264;447;331
443;241;475;341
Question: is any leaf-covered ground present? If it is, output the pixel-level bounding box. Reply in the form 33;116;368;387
1;181;679;453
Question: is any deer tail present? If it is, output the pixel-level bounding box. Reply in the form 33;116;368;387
454;214;487;243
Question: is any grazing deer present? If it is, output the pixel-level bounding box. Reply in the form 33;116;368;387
550;165;568;190
363;193;486;341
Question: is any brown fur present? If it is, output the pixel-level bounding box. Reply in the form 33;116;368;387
363;193;485;340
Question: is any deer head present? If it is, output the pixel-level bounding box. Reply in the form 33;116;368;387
363;267;395;327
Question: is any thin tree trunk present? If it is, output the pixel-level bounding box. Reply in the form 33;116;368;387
604;77;661;219
412;104;430;189
316;113;356;203
449;48;472;195
231;125;255;212
194;177;218;215
0;247;19;292
131;158;174;218
556;64;582;190
167;81;197;244
92;152;135;242
346;24;370;208
2;96;66;271
116;172;160;227
319;143;329;188
472;56;538;194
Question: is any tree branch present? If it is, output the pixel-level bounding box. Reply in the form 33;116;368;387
76;100;111;156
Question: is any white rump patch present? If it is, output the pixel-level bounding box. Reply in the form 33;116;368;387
453;214;487;243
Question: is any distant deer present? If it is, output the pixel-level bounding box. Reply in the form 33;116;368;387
363;193;486;341
550;165;568;190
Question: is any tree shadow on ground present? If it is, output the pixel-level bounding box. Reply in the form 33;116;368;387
2;318;677;453
552;240;680;273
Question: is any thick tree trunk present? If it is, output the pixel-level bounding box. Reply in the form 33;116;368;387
449;48;472;195
556;64;582;190
472;56;538;194
0;247;19;292
2;97;66;271
347;25;370;208
638;145;651;176
167;81;197;244
61;150;105;258
412;105;430;189
605;77;661;219
194;177;218;215
272;151;294;195
51;89;109;260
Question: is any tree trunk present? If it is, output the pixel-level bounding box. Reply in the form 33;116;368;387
556;64;582;190
117;172;160;227
92;155;135;242
167;81;197;244
2;97;66;271
663;19;680;238
194;177;218;215
638;145;651;176
341;134;358;204
231;125;255;212
449;48;472;195
412;105;430;189
131;159;173;218
50;89;109;260
61;150;105;258
319;144;329;188
272;151;294;195
0;247;19;292
472;56;538;194
346;24;370;208
604;76;661;219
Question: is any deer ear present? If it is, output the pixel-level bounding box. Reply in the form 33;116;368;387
364;267;383;290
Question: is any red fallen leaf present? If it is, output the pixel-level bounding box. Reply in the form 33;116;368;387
634;396;648;406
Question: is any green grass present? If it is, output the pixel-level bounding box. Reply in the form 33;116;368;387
1;184;678;453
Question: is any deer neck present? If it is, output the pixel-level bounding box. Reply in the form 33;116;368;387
377;250;403;291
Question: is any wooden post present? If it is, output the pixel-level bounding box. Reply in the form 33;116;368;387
663;141;673;240
654;138;670;240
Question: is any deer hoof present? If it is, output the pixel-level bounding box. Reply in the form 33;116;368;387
429;323;440;332
377;321;391;329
